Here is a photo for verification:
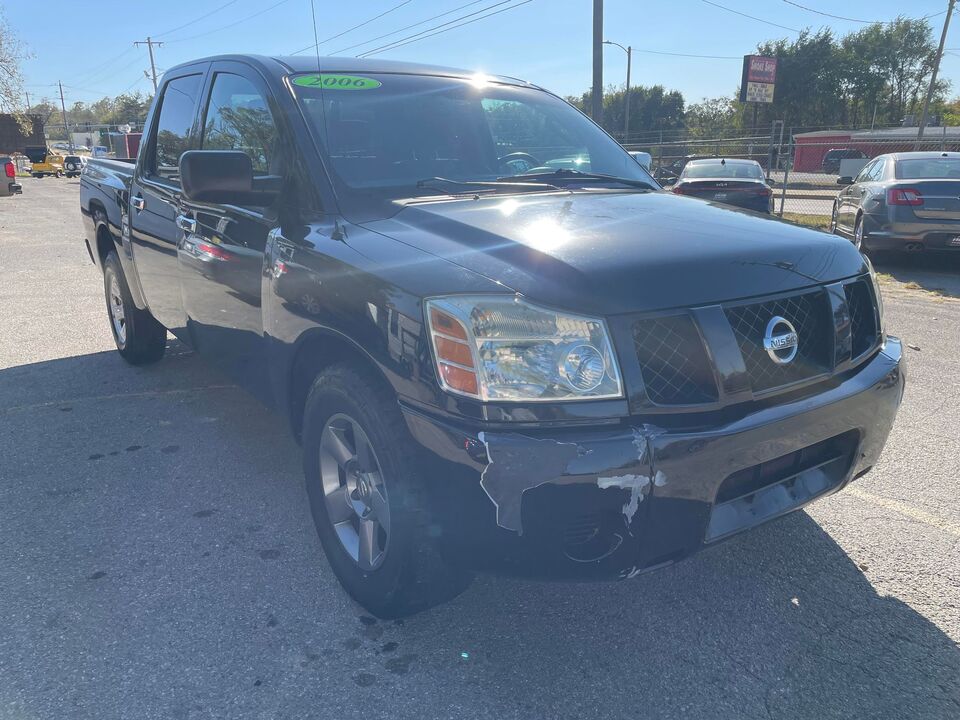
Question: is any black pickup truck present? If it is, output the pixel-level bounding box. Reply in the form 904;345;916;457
81;55;904;617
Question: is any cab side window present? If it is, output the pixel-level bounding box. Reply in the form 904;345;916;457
149;74;203;184
200;73;278;175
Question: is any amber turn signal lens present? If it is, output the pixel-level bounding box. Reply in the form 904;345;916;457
435;336;474;368
430;307;468;340
439;363;479;395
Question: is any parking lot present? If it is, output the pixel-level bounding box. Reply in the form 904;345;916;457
1;178;958;718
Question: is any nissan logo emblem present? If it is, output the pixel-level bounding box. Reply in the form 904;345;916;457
763;316;799;365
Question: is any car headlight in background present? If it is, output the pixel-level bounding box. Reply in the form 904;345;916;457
426;295;623;402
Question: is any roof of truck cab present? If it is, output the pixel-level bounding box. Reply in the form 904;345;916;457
164;54;540;89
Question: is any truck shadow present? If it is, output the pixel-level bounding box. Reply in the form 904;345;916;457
1;344;956;718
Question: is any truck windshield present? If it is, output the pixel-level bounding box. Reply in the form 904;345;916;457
291;72;654;217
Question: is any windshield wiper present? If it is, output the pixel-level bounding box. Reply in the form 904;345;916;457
496;168;656;190
415;176;561;195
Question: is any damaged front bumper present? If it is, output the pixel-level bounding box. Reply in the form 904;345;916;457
402;337;904;580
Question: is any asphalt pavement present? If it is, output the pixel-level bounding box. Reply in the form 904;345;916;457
1;178;958;719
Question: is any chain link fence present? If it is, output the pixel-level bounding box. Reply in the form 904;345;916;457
624;124;960;224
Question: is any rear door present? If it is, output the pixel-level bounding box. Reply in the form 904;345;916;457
838;159;879;232
177;61;282;402
129;66;206;335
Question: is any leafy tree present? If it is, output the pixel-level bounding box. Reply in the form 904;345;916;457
685;97;740;137
570;84;685;140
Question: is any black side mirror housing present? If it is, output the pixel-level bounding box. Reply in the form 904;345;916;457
837;176;854;186
180;150;280;205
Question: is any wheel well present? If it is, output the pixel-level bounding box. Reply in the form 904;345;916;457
90;202;115;264
288;332;394;440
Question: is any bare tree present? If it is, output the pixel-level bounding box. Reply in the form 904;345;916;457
0;8;30;129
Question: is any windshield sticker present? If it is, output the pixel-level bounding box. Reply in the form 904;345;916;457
292;74;381;90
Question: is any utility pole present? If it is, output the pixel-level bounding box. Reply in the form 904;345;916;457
24;90;31;111
134;37;163;93
591;0;603;123
603;40;632;143
916;0;955;149
58;81;73;153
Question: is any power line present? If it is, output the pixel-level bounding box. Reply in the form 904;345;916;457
166;0;295;43
781;1;946;24
701;0;801;33
633;48;742;60
356;0;515;57
331;0;490;55
290;0;415;55
359;0;534;57
154;0;244;38
69;47;138;86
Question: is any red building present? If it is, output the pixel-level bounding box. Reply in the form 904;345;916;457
793;127;960;172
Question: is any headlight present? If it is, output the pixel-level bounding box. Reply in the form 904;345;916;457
425;295;623;402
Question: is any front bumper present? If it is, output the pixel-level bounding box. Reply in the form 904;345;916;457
402;337;904;579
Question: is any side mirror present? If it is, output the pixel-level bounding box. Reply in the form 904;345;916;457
662;176;677;186
837;176;854;186
767;177;777;186
180;150;279;204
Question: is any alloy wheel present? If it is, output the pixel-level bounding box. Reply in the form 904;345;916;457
319;413;391;571
109;275;126;344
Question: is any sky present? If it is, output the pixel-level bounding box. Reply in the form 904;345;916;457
7;0;960;110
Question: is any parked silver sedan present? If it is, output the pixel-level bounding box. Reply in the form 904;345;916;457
831;151;960;253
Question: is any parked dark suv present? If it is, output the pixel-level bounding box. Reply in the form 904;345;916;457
80;55;904;617
822;148;867;175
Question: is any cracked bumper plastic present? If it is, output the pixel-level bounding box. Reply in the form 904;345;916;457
402;337;904;580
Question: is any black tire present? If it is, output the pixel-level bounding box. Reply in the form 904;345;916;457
55;169;63;178
102;251;167;365
302;364;472;618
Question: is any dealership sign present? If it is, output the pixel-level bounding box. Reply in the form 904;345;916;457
739;55;777;104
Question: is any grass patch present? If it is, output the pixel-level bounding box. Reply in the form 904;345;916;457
779;213;831;230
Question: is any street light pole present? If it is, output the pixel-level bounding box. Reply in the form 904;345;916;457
604;40;632;144
591;0;603;122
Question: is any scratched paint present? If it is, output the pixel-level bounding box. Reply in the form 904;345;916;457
477;431;582;534
598;474;651;522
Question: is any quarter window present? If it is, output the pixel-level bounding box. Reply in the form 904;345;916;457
150;74;202;183
201;73;278;175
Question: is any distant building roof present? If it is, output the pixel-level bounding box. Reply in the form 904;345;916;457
795;126;960;140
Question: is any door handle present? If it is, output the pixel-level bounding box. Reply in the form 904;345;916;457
131;195;145;211
176;214;197;234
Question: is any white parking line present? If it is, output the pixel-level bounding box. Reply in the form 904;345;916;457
845;486;960;538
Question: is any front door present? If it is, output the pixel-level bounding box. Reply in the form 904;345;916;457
129;70;205;335
178;62;282;403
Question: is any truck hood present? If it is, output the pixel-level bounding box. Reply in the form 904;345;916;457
362;190;867;315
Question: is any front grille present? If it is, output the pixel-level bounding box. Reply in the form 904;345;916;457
844;279;878;358
725;290;832;393
632;315;718;405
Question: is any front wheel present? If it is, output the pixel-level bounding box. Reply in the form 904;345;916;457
829;204;839;234
302;364;472;617
854;215;865;250
103;252;167;364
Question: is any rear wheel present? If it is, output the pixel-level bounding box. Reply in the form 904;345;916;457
102;252;167;364
55;169;63;178
302;364;472;618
